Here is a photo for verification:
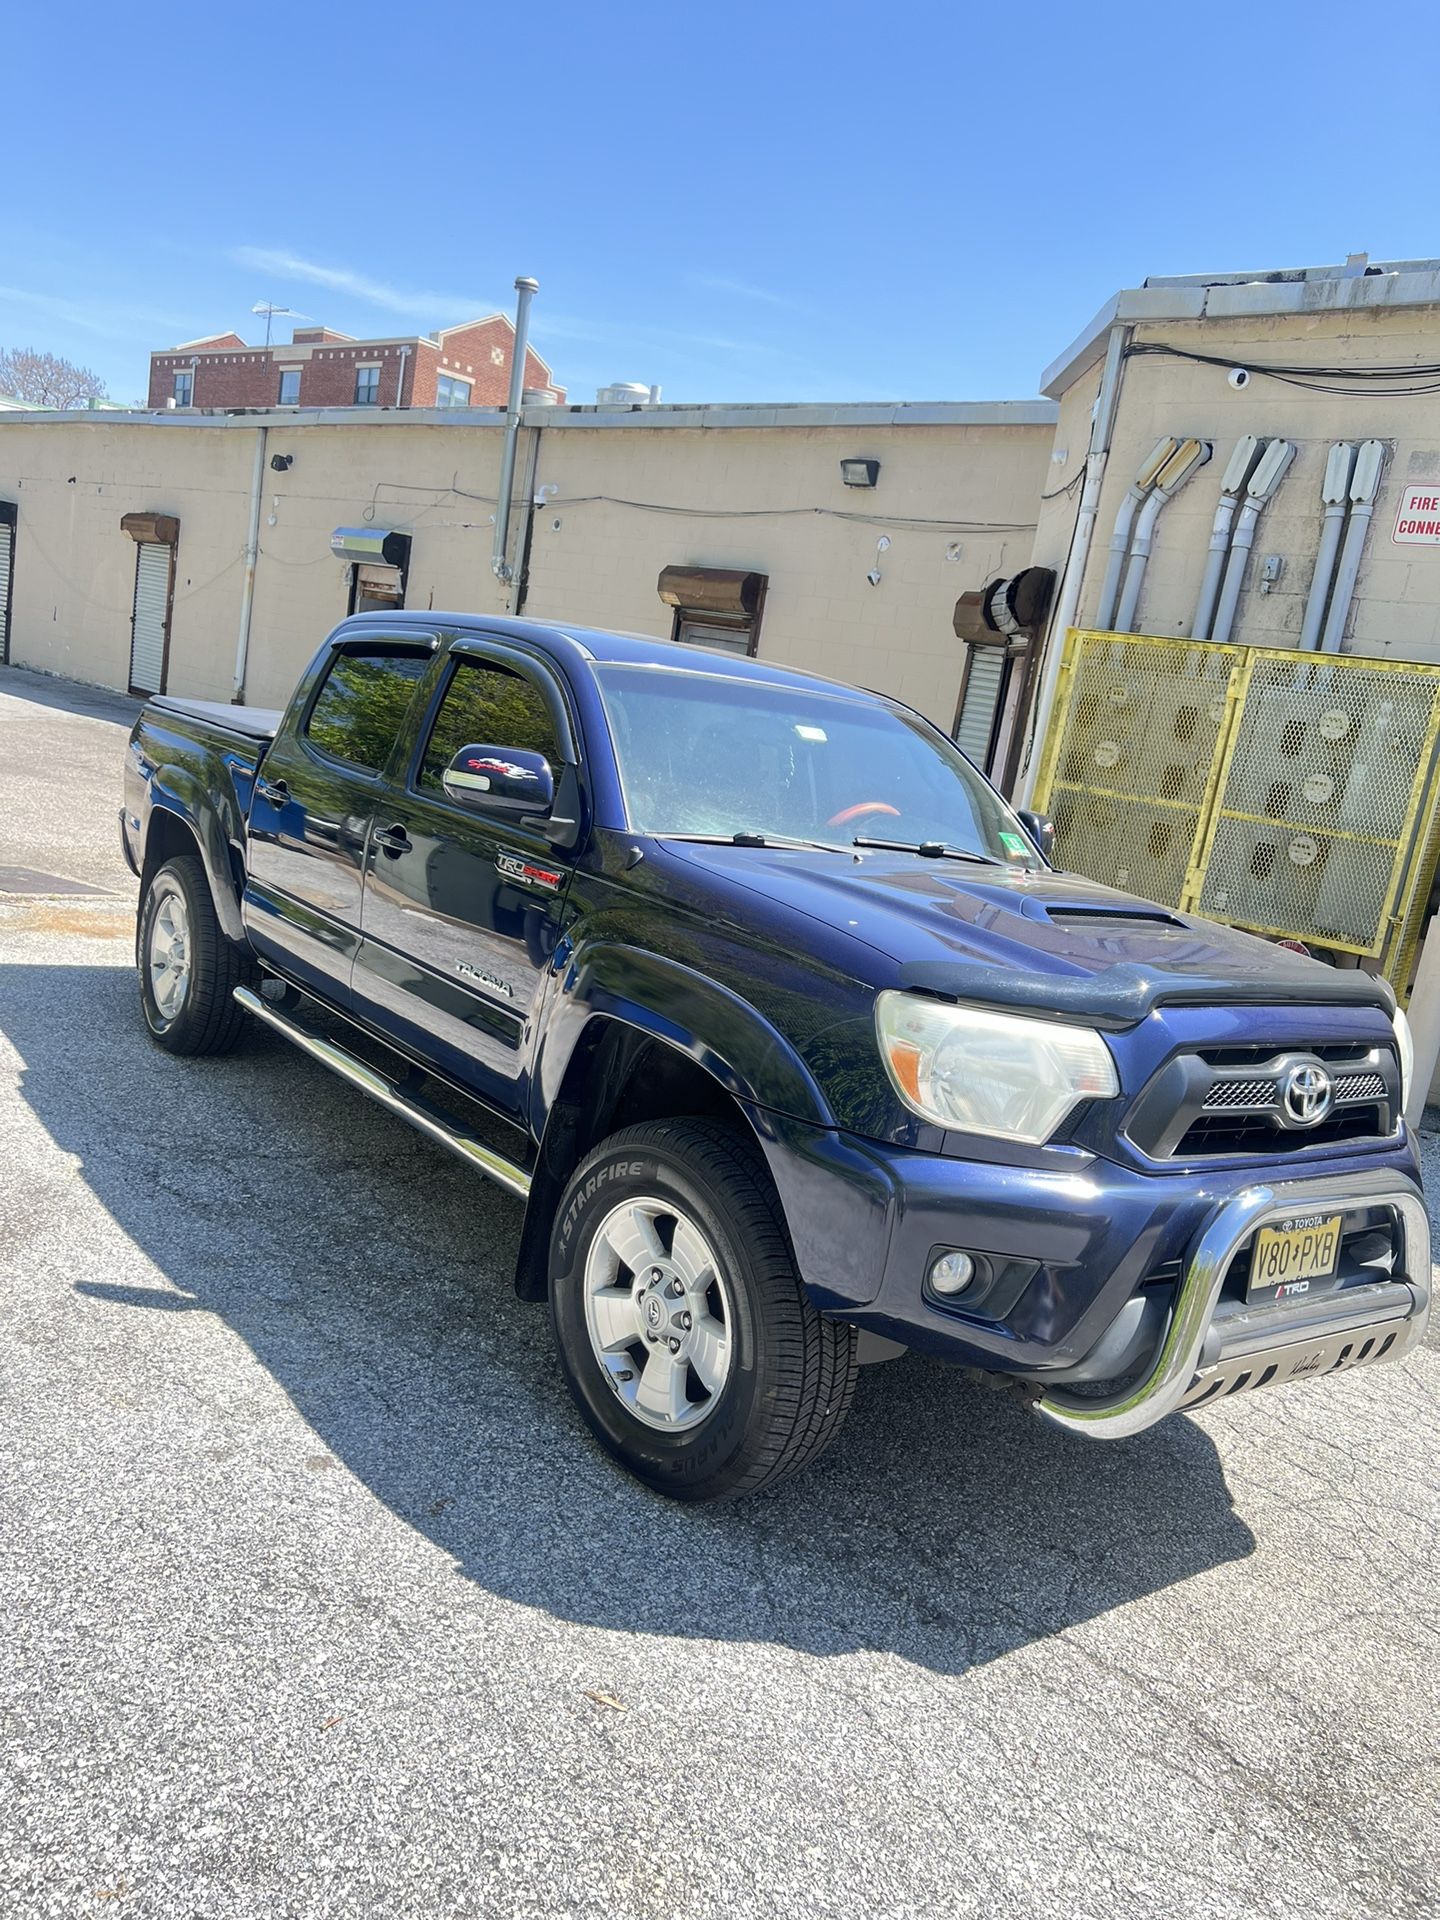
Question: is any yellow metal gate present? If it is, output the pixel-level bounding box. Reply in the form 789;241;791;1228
1032;630;1440;985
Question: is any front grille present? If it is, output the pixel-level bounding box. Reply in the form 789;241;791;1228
1122;1038;1400;1161
1175;1107;1384;1158
1340;1071;1386;1102
1203;1078;1275;1111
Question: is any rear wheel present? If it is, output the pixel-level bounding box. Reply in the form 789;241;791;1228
550;1119;859;1501
138;854;250;1056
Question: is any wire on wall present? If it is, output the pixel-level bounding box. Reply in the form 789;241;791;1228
1127;341;1440;398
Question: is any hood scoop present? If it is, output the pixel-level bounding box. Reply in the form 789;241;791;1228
1037;903;1190;933
1005;892;1189;932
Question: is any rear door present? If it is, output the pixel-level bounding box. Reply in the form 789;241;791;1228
243;634;434;1004
353;639;578;1114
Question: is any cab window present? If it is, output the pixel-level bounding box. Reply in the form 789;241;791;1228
304;647;430;774
417;658;561;795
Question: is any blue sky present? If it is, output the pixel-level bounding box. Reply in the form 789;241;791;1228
6;2;1438;407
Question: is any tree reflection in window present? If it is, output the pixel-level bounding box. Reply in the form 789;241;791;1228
305;650;430;772
418;661;560;793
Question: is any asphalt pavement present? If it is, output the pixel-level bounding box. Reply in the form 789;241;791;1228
1;661;1438;1919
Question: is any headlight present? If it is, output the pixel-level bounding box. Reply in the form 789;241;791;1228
1393;1006;1414;1112
875;991;1119;1143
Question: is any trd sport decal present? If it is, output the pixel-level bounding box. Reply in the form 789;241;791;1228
496;850;563;893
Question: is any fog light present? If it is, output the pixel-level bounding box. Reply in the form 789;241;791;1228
928;1250;976;1295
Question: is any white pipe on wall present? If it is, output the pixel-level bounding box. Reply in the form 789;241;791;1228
1209;439;1297;647
1094;437;1178;630
1319;440;1386;653
1299;443;1357;651
231;424;268;701
1192;435;1263;640
1115;438;1211;633
1015;324;1129;808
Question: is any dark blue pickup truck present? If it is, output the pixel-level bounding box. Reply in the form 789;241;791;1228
121;614;1430;1499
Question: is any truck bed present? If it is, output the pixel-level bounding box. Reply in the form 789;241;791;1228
149;695;282;742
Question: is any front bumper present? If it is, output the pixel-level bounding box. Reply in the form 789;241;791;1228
1033;1167;1430;1439
758;1115;1429;1439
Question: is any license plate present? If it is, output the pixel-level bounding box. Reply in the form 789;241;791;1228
1248;1213;1343;1300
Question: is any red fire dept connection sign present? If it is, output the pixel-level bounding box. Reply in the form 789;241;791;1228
1394;483;1440;545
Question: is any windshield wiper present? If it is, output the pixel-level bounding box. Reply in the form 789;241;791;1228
661;831;856;856
852;836;1006;867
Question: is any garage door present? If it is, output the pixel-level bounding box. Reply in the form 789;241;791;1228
0;517;12;666
129;541;172;695
954;645;1006;769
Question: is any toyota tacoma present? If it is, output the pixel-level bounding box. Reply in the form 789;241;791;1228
120;614;1431;1499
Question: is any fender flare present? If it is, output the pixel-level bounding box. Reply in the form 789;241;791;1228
143;771;246;943
532;937;835;1135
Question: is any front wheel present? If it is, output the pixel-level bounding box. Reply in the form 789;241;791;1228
549;1119;859;1501
138;853;251;1055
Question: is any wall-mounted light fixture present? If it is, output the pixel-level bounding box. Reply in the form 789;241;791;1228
270;453;293;472
840;457;880;489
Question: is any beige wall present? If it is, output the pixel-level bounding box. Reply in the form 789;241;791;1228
0;423;258;697
521;421;1051;722
0;412;1052;727
1066;305;1440;658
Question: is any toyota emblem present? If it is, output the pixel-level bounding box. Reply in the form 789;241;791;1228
1282;1061;1334;1127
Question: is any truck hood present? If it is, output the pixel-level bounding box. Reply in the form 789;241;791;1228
662;842;1394;1022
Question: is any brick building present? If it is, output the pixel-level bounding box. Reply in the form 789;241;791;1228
148;315;563;412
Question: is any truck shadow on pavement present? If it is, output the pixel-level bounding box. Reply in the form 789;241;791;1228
10;960;1256;1679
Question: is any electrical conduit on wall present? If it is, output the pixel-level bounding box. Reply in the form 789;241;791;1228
1208;439;1297;647
1191;435;1264;640
1299;443;1358;652
1319;441;1387;654
1115;438;1211;633
1094;438;1178;630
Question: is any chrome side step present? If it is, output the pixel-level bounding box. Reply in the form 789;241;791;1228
233;985;532;1200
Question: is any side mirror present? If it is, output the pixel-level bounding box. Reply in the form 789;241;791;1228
1017;807;1057;863
442;743;555;814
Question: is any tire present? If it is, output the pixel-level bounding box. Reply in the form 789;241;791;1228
137;853;251;1056
549;1118;859;1502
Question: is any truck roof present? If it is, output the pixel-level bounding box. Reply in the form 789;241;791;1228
338;610;874;702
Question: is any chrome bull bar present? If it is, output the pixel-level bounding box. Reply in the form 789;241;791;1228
1034;1167;1431;1440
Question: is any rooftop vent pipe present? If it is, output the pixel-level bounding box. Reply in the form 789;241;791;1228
1298;443;1357;651
1116;438;1212;632
1209;438;1296;646
492;275;539;584
1095;438;1177;629
1319;440;1386;653
1191;435;1264;639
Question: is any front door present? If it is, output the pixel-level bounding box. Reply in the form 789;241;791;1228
243;636;434;1003
353;643;576;1114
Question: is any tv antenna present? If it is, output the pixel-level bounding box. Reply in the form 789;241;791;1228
251;301;313;348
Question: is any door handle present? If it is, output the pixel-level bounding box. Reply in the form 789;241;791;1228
256;777;290;807
373;823;412;858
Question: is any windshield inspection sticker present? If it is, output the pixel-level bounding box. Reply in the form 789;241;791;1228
1000;832;1030;858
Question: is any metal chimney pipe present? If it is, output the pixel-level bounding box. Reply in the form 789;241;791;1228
492;276;539;582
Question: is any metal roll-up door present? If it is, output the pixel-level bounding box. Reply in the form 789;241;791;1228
0;520;12;665
129;541;172;694
954;645;1006;769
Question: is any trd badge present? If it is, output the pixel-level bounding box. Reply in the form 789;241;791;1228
496;851;562;893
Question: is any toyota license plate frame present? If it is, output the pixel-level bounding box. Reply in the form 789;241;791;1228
1247;1212;1344;1302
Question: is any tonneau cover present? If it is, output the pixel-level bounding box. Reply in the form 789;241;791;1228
150;695;282;742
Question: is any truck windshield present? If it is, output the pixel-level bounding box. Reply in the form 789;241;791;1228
595;663;1040;864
